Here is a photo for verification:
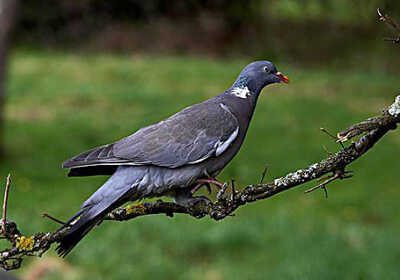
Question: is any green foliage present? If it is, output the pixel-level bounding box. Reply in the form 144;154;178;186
16;0;400;63
2;51;400;279
269;0;386;22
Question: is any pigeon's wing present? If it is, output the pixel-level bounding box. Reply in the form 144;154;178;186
63;101;239;169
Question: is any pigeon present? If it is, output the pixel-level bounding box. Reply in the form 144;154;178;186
56;61;289;256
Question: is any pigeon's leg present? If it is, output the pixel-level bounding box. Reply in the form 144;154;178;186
195;178;224;189
190;182;212;194
191;177;224;195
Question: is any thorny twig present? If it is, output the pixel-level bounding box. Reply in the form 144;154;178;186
1;94;400;270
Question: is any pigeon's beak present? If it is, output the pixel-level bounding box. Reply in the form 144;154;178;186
275;72;290;84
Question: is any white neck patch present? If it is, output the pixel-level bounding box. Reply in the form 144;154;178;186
230;87;250;99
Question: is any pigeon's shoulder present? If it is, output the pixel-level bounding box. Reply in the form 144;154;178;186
113;97;239;167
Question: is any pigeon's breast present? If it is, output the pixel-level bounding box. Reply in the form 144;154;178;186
202;94;257;175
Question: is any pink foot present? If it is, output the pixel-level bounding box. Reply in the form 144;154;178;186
190;178;224;194
195;178;224;188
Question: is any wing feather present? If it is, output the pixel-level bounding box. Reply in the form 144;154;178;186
63;100;239;169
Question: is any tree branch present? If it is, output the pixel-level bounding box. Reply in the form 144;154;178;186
1;94;400;270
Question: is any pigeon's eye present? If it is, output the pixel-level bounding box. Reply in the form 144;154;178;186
264;66;270;72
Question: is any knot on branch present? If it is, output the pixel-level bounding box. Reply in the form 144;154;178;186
0;219;20;238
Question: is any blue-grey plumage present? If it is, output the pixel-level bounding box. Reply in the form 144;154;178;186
56;61;289;256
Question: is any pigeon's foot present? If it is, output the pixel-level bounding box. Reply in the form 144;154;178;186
176;194;211;218
191;178;224;194
185;195;212;208
173;189;211;208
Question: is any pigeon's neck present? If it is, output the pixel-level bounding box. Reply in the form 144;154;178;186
230;76;263;97
221;74;265;120
220;86;259;128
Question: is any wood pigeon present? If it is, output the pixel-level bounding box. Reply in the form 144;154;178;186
56;61;289;256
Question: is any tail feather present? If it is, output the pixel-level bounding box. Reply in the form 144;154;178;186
56;195;138;256
57;166;143;257
56;206;104;257
56;217;98;257
56;198;129;257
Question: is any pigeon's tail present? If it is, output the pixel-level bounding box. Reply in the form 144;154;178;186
56;200;126;257
56;166;142;257
56;207;101;257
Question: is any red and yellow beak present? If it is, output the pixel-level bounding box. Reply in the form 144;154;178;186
275;72;290;84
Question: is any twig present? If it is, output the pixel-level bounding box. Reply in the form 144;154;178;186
304;172;340;194
42;213;66;225
1;174;11;236
322;186;328;198
320;127;336;140
320;127;345;149
378;8;400;32
305;168;354;195
322;145;333;156
231;179;236;202
378;8;400;44
259;165;268;184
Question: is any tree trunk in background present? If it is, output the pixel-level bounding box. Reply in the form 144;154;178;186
0;0;18;158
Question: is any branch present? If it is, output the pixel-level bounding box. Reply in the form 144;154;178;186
1;95;400;270
1;174;11;236
378;8;400;44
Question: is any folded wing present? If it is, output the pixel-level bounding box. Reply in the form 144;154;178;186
63;101;239;171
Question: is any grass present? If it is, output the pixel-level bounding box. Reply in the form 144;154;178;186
1;50;400;280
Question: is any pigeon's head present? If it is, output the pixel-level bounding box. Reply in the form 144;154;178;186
231;61;289;98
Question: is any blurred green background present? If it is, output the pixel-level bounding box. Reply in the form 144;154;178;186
1;1;400;279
